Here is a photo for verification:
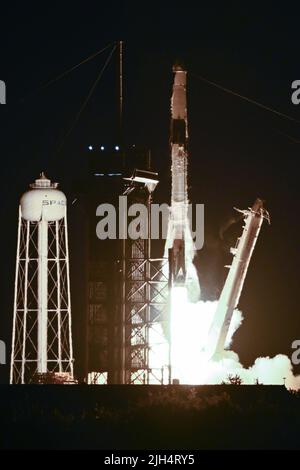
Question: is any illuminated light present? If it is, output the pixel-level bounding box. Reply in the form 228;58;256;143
88;372;107;385
88;145;93;150
170;286;206;384
168;286;300;388
115;145;120;151
170;286;236;384
100;146;105;151
144;281;300;387
94;173;104;177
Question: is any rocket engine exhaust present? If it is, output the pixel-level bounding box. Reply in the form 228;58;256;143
162;64;299;389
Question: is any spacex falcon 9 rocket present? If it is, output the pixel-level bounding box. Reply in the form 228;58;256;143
165;65;200;301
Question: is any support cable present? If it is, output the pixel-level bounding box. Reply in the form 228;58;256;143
54;43;117;155
21;42;116;102
191;73;300;125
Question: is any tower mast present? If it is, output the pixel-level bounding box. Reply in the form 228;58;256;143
119;40;123;146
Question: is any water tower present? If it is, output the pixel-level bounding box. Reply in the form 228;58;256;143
10;173;74;383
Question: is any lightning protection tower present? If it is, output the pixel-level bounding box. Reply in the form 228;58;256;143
10;173;74;384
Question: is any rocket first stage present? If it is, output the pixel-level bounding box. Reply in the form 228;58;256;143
165;65;200;301
206;198;270;359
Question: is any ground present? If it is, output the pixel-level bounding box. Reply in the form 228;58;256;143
0;384;299;449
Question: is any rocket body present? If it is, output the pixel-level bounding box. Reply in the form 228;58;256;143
165;66;199;300
207;198;270;358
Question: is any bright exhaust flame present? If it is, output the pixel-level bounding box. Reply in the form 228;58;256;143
170;286;218;383
169;286;300;389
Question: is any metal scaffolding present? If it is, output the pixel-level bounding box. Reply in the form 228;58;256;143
120;173;170;384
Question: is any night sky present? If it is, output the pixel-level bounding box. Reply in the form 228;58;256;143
0;4;299;382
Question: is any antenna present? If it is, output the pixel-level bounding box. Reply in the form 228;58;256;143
119;40;123;146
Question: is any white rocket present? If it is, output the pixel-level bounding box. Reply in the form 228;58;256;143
165;65;199;301
207;198;270;359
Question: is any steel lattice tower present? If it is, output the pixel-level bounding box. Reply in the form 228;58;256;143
120;171;170;384
10;173;74;384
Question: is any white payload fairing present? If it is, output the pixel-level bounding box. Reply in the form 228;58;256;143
165;65;200;301
207;198;270;359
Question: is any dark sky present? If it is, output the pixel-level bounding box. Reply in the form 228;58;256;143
0;3;300;382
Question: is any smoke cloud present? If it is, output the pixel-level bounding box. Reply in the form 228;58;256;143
173;297;300;389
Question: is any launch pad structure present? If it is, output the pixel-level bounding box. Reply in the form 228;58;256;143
120;170;170;384
8;45;271;385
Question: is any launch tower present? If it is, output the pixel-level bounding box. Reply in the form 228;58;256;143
207;198;270;359
119;170;170;384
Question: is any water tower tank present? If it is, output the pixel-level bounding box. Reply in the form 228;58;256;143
20;173;66;222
